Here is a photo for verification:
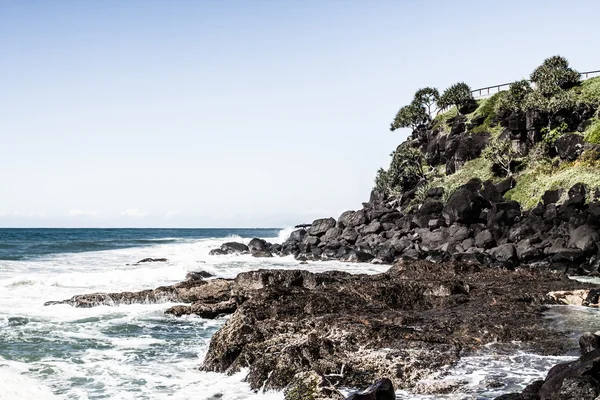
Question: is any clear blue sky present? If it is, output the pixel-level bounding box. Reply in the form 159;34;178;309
1;0;599;228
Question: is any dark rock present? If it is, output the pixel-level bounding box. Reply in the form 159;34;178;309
475;229;496;249
427;187;445;198
339;210;368;229
340;228;359;244
362;221;382;235
442;189;489;225
309;218;337;236
555;134;585;161
248;238;270;252
136;258;168;263
496;177;516;195
565;183;587;209
447;224;471;245
210;242;249;255
568;225;599;254
419;199;444;216
491;244;517;262
346;378;395;400
340;250;374;263
482;180;503;203
417;228;448;250
186;271;213;281
288;229;307;242
543;189;562;206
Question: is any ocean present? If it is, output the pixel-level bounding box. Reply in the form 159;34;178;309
0;228;597;400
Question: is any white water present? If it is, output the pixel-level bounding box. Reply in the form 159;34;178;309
0;232;598;399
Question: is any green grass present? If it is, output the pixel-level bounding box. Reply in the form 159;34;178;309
430;157;496;199
432;107;458;135
469;91;505;137
584;118;600;144
505;160;600;209
573;76;600;107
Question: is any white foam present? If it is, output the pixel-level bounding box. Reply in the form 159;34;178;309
0;359;59;400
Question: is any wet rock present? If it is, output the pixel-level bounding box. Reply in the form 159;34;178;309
346;378;395;400
209;242;249;255
186;271;213;281
136;258;168;263
248;238;270;252
165;299;237;318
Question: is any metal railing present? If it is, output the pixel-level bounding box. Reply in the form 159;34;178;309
471;69;600;99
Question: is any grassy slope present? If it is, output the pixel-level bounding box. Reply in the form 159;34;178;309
428;78;600;208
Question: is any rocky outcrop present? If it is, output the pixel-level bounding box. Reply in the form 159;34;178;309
198;262;596;395
45;260;599;397
210;182;600;275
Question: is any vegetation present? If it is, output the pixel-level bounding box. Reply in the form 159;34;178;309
438;82;474;110
469;92;505;136
379;55;600;207
495;80;533;114
390;102;429;131
374;143;428;197
481;139;519;177
530;55;580;96
414;87;440;117
584;118;600;144
505;160;600;209
431;157;496;199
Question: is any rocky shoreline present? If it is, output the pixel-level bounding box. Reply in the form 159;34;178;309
46;259;600;399
208;180;600;278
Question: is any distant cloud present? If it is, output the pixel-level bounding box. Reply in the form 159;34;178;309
68;209;98;217
122;209;149;218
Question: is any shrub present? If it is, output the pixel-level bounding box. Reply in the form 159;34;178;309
438;82;474;111
495;80;533;114
523;90;550;112
390;102;429;132
481;139;519;177
530;55;580;96
374;143;427;196
541;121;569;145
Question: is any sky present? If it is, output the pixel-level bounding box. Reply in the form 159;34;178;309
1;0;600;228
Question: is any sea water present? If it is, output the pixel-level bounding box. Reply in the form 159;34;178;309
0;228;596;400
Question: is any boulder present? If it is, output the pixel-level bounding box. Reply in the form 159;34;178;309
340;228;359;244
248;238;270;252
496;177;516;195
288;229;307;242
543;189;562;206
442;189;488;225
186;271;213;281
565;183;587;209
568;225;600;254
555;133;585;161
346;378;395;400
309;218;337;236
209;242;249;255
362;221;382;235
490;244;517;262
475;229;496;249
136;258;168;263
339;210;368;229
417;228;448;250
